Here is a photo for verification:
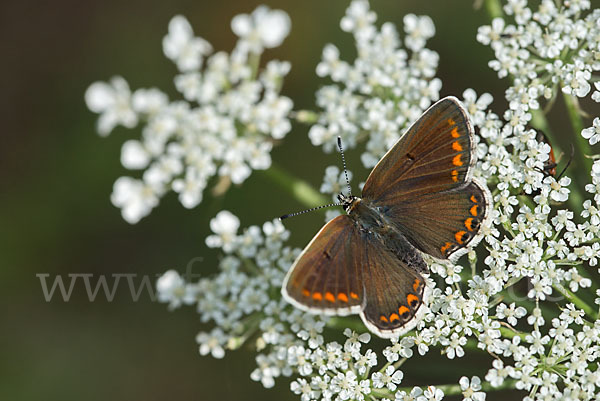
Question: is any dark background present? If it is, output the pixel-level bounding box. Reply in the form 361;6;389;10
1;1;521;400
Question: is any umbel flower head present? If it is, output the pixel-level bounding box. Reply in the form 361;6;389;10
85;8;292;223
86;1;600;400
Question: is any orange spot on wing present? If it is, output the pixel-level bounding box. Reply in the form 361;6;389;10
455;230;467;244
380;315;389;323
452;141;463;151
350;292;359;299
390;313;400;322
452;154;463;166
470;195;478;203
325;292;335;302
398;305;410;316
440;242;452;254
413;279;421;292
465;218;474;231
451;127;460;138
302;289;310;297
337;293;348;303
312;292;323;301
407;293;419;307
451;170;459;182
470;204;478;216
448;118;456;126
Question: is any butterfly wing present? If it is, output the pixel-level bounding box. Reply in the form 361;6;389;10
359;230;428;338
363;97;474;200
362;96;491;261
282;215;428;338
282;215;364;315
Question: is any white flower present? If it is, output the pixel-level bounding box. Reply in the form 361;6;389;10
156;270;196;309
459;376;485;401
121;140;150;169
371;366;404;391
403;14;435;51
85;76;137;136
110;176;160;224
163;15;212;72
340;0;376;40
545;175;571;202
417;385;444;401
205;211;240;252
172;169;206;208
231;6;291;53
592;82;600;102
196;328;226;359
462;89;493;126
582;117;600;145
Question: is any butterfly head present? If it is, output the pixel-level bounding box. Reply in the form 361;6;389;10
337;193;359;213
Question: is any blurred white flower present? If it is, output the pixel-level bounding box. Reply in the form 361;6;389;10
156;270;196;309
206;210;240;252
403;14;435;51
231;6;291;52
110;176;160;223
163;15;212;72
85;76;137;136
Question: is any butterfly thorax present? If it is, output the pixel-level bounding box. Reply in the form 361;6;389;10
344;197;429;274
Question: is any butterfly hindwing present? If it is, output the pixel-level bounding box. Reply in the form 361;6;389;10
282;215;364;315
382;179;491;261
360;231;428;338
362;97;473;203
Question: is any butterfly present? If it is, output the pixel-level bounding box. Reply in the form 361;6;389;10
281;97;492;338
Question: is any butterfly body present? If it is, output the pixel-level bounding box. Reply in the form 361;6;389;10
342;195;429;275
282;97;492;338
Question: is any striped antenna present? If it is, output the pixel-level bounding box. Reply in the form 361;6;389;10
278;137;352;221
337;136;352;196
279;202;341;220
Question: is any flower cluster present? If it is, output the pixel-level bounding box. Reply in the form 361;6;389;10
85;8;293;223
307;0;441;169
157;210;494;401
477;0;600;144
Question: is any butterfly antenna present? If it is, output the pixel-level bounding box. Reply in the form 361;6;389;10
279;202;341;220
556;143;575;181
337;136;352;196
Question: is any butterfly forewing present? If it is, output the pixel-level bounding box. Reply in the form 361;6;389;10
362;97;473;202
282;215;364;315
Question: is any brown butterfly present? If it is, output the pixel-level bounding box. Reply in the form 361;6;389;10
281;97;492;338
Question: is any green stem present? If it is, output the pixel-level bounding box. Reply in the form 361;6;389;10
552;283;597;319
499;326;528;342
563;92;593;173
483;0;503;19
292;109;320;124
261;163;329;209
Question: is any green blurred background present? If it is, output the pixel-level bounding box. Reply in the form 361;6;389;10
1;0;523;400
